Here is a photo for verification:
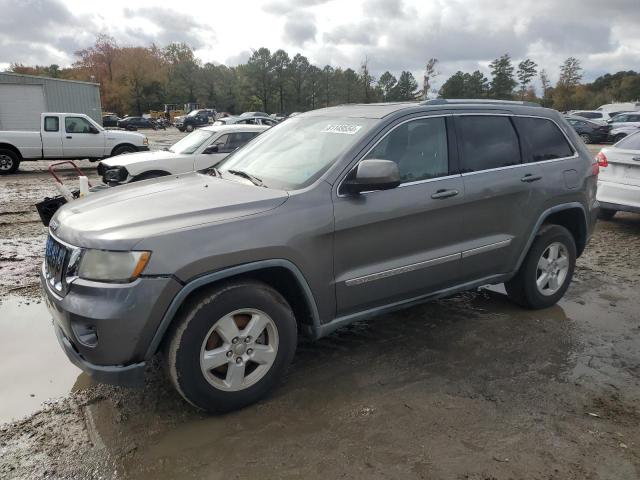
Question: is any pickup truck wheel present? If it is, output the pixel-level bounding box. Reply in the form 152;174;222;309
0;149;19;175
505;225;576;310
185;124;195;132
112;145;136;156
164;281;297;413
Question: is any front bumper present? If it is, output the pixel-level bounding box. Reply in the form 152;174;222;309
54;323;146;387
40;267;182;386
137;146;150;152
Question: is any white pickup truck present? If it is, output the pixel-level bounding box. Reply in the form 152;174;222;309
0;113;149;174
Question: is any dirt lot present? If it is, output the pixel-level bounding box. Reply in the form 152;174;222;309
1;137;639;479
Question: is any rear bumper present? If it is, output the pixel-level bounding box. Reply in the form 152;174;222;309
597;180;640;212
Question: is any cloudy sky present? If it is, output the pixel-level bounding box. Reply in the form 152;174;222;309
1;0;638;91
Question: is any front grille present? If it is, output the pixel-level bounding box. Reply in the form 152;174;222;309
44;234;70;294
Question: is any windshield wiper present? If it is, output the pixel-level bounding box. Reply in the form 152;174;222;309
227;169;264;187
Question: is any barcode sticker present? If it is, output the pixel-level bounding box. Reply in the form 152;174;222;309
321;124;362;135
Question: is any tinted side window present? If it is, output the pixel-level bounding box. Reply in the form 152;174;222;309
514;117;574;162
65;117;93;134
457;116;520;172
364;117;448;182
629;115;640;122
44;116;59;132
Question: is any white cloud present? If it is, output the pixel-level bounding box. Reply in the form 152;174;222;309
0;0;638;90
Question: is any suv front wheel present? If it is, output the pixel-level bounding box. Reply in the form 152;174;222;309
164;281;297;412
505;225;576;309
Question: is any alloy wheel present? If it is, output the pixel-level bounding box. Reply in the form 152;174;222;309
0;154;14;171
199;308;279;391
536;242;570;296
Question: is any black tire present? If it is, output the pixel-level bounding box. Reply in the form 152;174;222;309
0;149;20;175
163;281;297;413
112;145;137;156
185;124;194;132
505;224;576;310
579;133;592;144
613;134;626;144
598;208;617;220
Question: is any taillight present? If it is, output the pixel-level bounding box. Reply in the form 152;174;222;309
596;151;608;167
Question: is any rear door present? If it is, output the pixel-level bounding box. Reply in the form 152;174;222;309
41;115;63;158
333;115;468;316
62;116;105;158
455;114;541;279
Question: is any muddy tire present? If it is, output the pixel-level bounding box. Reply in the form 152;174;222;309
185;124;194;132
112;145;136;156
505;225;576;310
598;208;617;220
163;281;297;413
0;149;20;175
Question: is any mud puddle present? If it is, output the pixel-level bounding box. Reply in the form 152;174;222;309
0;295;86;423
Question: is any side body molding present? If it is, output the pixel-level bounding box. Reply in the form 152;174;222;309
144;259;321;359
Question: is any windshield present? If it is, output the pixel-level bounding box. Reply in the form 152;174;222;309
187;110;201;117
217;115;376;189
169;130;215;154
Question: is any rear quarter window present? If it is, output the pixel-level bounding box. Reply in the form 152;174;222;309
514;117;575;162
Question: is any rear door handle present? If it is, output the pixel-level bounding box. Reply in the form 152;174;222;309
66;136;72;139
431;189;459;199
521;174;542;183
632;157;640;162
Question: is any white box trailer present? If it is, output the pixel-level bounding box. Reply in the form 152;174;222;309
0;72;102;131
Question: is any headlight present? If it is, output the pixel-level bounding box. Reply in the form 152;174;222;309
143;137;149;146
103;166;128;183
78;250;151;282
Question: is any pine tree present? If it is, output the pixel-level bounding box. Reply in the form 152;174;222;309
489;54;516;99
517;58;537;99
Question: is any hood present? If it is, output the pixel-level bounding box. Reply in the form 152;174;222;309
104;129;145;144
174;115;186;122
101;150;189;170
53;173;289;250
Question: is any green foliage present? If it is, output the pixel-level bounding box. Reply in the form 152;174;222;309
516;59;537;99
377;71;397;101
438;70;489;98
489;54;517;99
392;71;419;100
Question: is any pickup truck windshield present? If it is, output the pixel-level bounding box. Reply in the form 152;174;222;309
169;130;215;154
217;116;375;189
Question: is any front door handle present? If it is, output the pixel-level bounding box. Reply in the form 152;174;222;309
431;189;459;199
66;136;72;139
521;174;542;183
632;157;640;162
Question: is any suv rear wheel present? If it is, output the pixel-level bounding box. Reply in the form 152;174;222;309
505;225;576;309
164;281;297;412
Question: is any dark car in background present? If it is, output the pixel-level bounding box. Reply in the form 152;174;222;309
102;113;121;128
564;115;610;144
174;109;214;132
117;116;159;131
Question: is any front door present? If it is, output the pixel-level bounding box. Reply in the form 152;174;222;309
62;116;104;158
333;116;469;316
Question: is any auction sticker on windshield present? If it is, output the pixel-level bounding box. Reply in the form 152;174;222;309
321;124;363;135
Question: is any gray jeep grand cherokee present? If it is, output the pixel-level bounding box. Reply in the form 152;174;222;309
41;99;599;412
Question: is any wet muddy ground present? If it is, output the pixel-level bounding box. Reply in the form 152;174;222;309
1;140;639;479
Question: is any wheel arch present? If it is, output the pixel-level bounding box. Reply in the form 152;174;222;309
0;143;23;160
110;143;137;156
145;259;321;359
132;170;172;181
515;203;588;272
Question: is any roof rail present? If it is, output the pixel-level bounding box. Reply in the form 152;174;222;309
422;98;540;107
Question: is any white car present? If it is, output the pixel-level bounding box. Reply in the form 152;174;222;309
98;124;267;185
596;131;640;219
0;113;148;175
569;110;612;125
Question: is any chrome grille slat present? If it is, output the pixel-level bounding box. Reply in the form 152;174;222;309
44;235;69;293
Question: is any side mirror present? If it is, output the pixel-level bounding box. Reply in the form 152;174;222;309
89;126;99;134
342;159;401;195
203;144;220;154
